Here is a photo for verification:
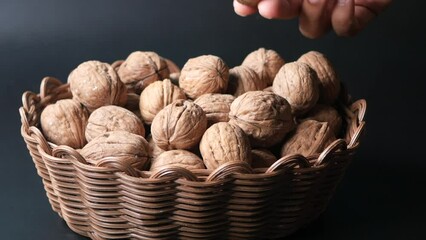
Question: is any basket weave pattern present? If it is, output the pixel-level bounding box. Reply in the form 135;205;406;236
20;77;366;239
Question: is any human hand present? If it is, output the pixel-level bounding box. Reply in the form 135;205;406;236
233;0;392;38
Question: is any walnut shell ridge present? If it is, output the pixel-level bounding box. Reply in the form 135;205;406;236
280;120;336;158
273;62;320;116
85;105;145;142
228;65;267;97
229;91;295;148
80;131;150;170
139;79;186;124
242;48;285;86
151;99;207;151
179;55;229;99
150;150;205;172
298;51;340;104
68;60;127;112
194;93;235;126
200;122;252;170
118;51;170;93
40;99;89;149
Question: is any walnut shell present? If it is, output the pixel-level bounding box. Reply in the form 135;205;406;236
40;99;89;148
147;135;165;161
124;92;143;119
194;93;235;126
298;51;340;104
229;91;295;148
272;62;320;116
150;150;205;172
179;55;229;99
80;131;149;170
139;79;186;124
85;105;145;142
242;48;285;86
117;51;170;93
200;122;251;170
251;149;277;168
301;104;342;136
263;86;273;92
280;120;336;157
151;99;207;150
227;65;267;97
68;60;127;112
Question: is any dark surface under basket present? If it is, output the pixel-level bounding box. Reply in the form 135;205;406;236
19;77;366;240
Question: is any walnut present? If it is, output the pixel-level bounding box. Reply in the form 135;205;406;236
151;99;207;150
227;66;267;97
124;92;142;119
242;48;285;86
272;62;320;116
165;58;181;85
194;93;235;126
150;150;205;172
301;104;342;136
80;131;149;170
251;149;277;168
117;51;170;93
236;0;260;7
280;120;336;157
85;105;145;142
199;122;251;170
68;60;127;112
229;91;295;148
40;99;89;148
147;135;165;161
139;79;186;124
263;86;273;92
298;51;340;104
179;55;229;99
111;59;124;72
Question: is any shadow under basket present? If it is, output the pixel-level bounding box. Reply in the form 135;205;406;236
20;77;367;240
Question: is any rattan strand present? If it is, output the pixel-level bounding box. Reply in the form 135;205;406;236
20;76;367;239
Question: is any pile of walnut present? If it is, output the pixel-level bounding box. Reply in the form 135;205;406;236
40;49;343;172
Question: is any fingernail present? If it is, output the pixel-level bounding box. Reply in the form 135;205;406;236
308;0;320;4
338;0;348;6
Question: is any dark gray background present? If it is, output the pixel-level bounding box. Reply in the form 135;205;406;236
1;0;425;239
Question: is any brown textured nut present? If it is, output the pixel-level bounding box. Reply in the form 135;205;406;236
301;104;342;136
199;122;251;170
147;135;165;161
124;92;142;119
179;55;229;99
111;59;124;72
227;66;267;97
272;62;320;116
263;86;273;92
85;105;145;142
242;48;285;86
251;149;277;168
117;51;170;93
68;60;127;112
40;99;89;148
139;79;186;124
150;150;205;172
298;51;340;104
151;99;207;151
80;131;149;170
194;93;235;125
280;120;336;157
229;91;295;148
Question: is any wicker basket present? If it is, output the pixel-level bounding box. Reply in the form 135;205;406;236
20;77;366;240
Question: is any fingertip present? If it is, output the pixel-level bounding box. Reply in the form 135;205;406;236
258;0;301;20
234;0;258;16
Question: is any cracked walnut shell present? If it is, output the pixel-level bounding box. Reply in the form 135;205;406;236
242;48;285;86
139;79;186;124
40;99;89;149
200;122;251;170
229;91;295;148
117;51;170;93
179;55;229;99
151;99;207;151
227;65;267;97
68;60;127;112
298;51;340;104
150;150;205;172
194;93;235;126
85;105;145;142
273;62;320;116
280;120;336;158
